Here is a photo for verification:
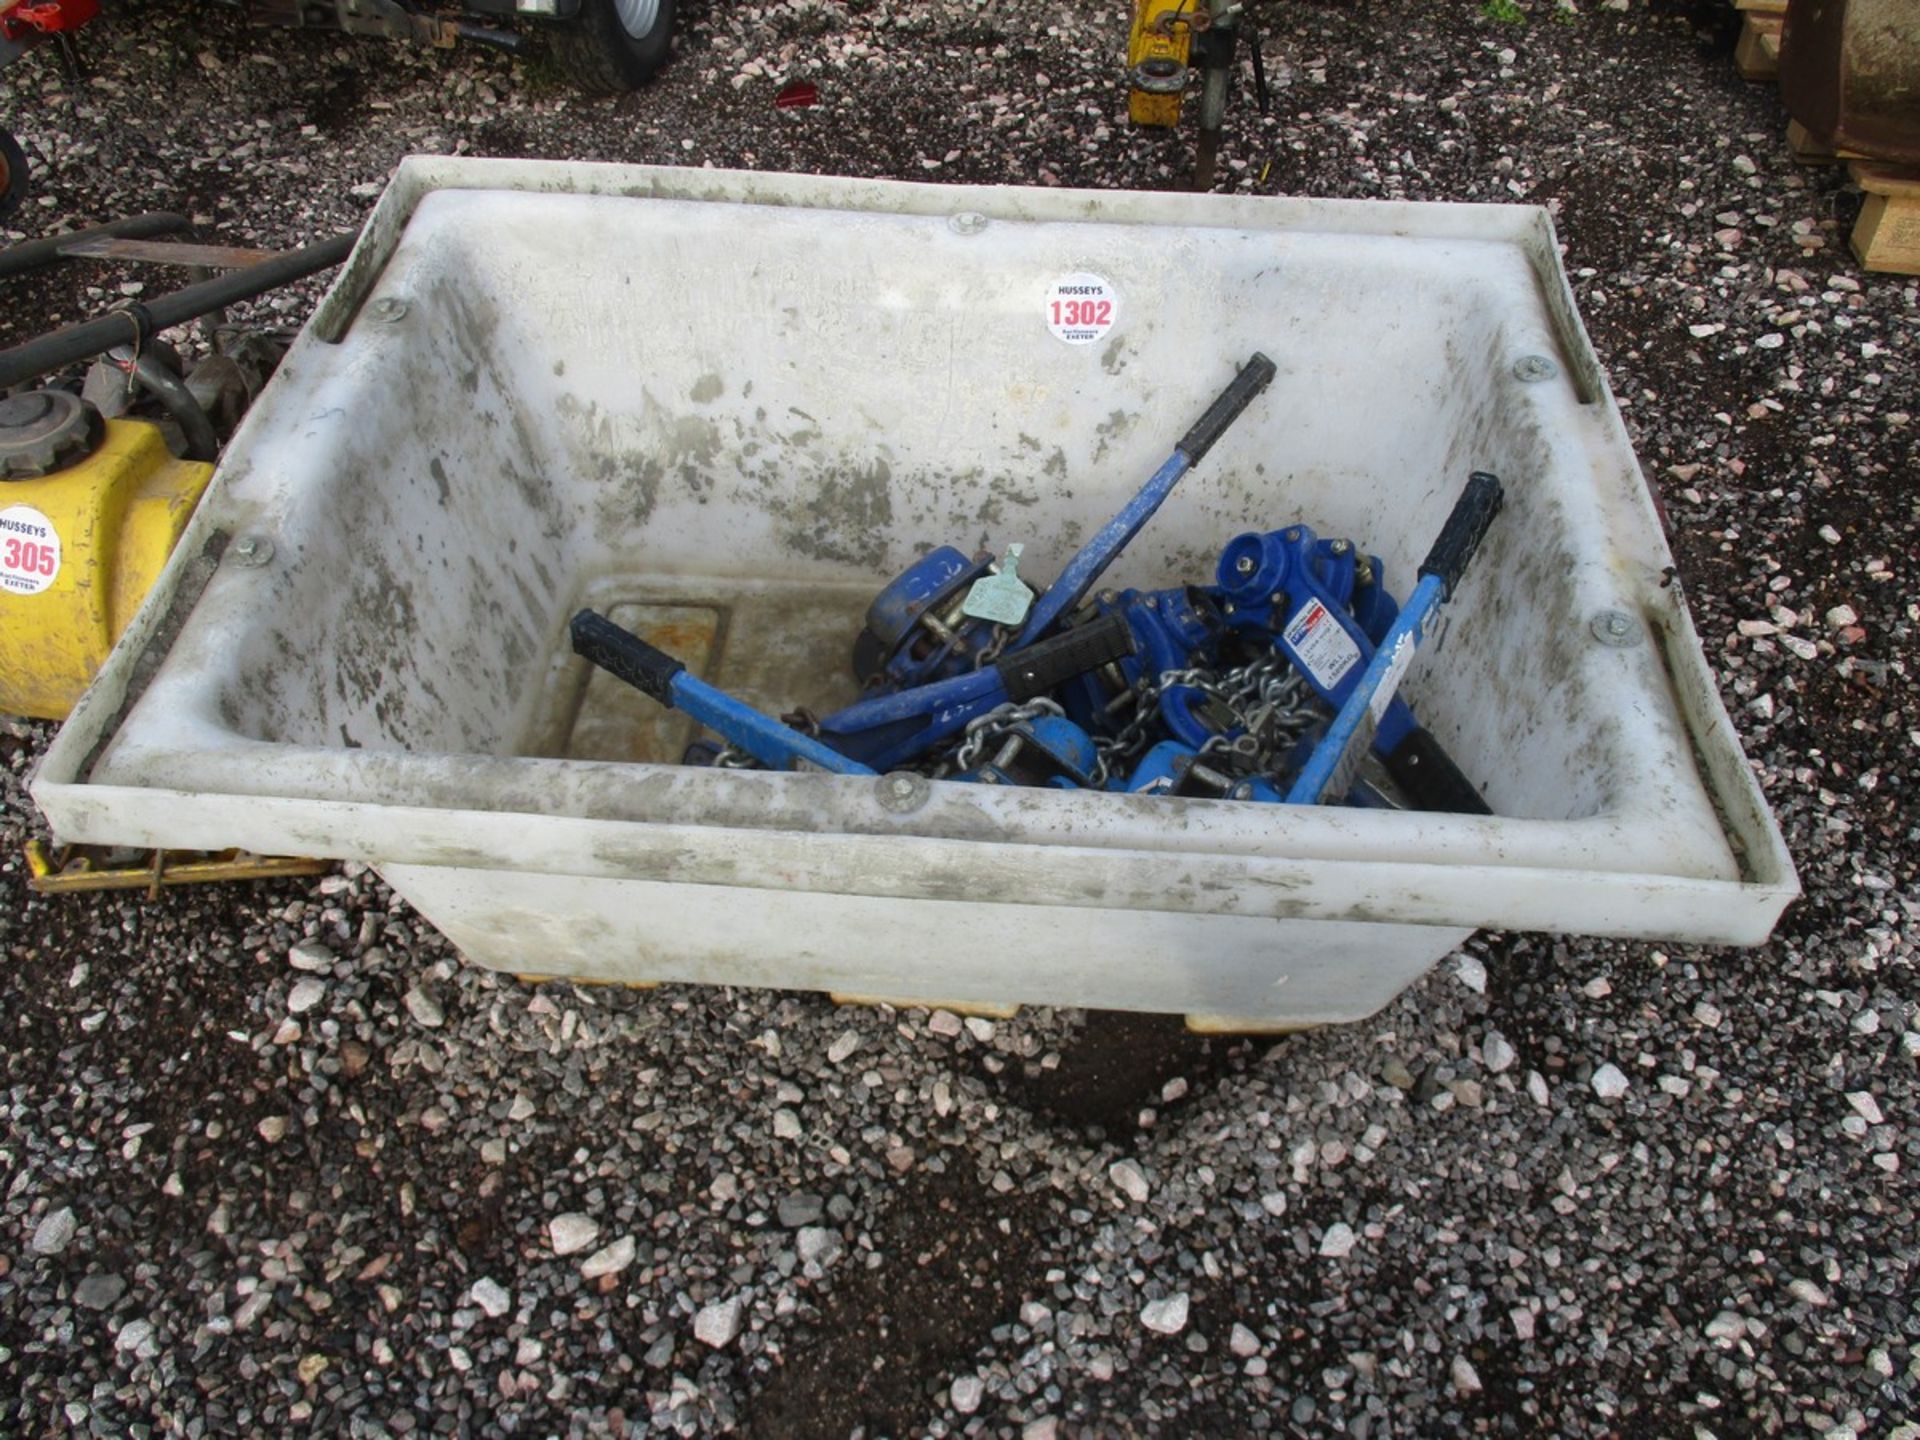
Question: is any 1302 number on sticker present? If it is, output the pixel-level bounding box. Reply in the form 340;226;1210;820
0;504;62;596
1049;297;1113;329
1045;273;1118;345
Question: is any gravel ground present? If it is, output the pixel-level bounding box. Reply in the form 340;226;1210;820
3;0;1918;1435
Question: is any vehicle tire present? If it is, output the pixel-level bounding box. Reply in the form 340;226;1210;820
0;126;28;220
549;0;675;94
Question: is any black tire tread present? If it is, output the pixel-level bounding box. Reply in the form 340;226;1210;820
548;0;674;95
0;127;28;220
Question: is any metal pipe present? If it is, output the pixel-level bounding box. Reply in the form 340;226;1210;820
108;345;219;462
0;230;357;391
455;19;522;48
0;211;190;280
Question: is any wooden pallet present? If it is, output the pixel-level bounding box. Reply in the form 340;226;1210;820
1786;118;1867;164
1788;136;1920;275
1849;161;1920;276
1734;0;1787;82
1727;0;1920;276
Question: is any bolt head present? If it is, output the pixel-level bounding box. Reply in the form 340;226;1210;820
230;534;274;568
877;771;930;812
1590;609;1641;647
1234;555;1255;575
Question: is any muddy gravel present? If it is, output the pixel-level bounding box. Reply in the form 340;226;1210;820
3;0;1917;1435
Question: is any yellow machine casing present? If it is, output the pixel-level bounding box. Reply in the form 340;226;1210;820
1129;0;1198;127
0;418;213;721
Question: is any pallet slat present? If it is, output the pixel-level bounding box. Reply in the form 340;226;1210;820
1786;119;1872;164
1736;13;1785;80
1849;162;1920;276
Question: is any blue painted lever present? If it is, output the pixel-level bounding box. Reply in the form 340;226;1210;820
816;610;1136;770
570;610;878;776
1286;473;1504;806
1014;352;1277;649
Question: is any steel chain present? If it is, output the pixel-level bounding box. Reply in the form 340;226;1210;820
942;697;1066;776
1091;651;1320;788
709;650;1320;788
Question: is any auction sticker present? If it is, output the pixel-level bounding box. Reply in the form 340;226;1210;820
1044;273;1118;345
0;504;61;596
1283;598;1360;692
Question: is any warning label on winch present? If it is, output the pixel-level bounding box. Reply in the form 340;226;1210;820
1044;273;1118;345
0;504;61;597
1369;631;1416;722
1284;598;1360;692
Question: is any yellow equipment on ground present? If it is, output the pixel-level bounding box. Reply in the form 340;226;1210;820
1128;0;1200;128
0;389;213;720
1127;2;1266;190
23;840;331;895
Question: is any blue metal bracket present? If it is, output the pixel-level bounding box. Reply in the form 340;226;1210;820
1213;525;1420;759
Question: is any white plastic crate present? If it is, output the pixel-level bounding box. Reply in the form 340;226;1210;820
31;160;1797;1029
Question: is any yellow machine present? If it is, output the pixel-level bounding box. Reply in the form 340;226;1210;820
24;840;330;895
1128;1;1263;190
1128;0;1200;127
0;389;213;720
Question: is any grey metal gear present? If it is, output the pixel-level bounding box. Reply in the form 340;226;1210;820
0;390;104;480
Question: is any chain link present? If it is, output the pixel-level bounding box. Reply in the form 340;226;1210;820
942;697;1065;776
1091;651;1321;789
972;623;1014;668
1089;666;1227;786
707;648;1320;790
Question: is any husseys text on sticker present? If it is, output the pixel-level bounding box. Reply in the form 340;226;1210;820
0;505;61;596
1045;273;1118;345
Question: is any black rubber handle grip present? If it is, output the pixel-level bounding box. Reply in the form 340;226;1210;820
570;609;685;706
1418;471;1505;601
1383;726;1492;815
996;610;1135;703
1176;351;1278;465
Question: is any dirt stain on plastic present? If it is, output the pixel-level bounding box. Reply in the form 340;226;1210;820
777;456;895;567
1092;408;1138;464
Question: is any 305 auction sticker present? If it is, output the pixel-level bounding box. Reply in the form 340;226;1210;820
1045;273;1118;345
0;504;62;596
